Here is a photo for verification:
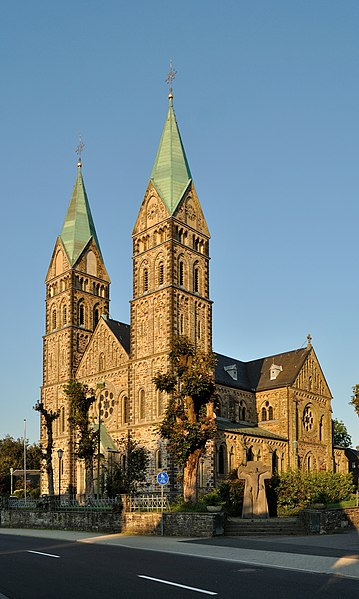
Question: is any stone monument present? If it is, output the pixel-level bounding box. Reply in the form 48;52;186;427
237;461;271;518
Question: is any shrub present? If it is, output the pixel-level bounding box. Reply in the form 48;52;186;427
201;489;223;506
275;470;354;508
218;476;245;515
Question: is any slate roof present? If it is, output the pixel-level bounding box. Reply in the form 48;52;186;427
104;318;130;355
215;348;310;392
216;418;287;441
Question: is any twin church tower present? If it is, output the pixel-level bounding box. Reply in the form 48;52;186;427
41;80;336;497
41;86;213;495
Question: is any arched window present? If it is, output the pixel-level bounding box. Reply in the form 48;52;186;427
179;313;184;334
139;389;146;420
228;446;234;472
52;308;57;330
303;404;314;432
268;406;274;420
93;305;100;328
155;449;163;471
319;415;324;441
99;353;105;371
78;301;85;326
218;445;226;475
143;268;148;293
60;406;65;433
123;396;129;424
261;407;267;421
246;446;254;462
179;261;184;286
63;304;67;326
158;262;164;286
239;400;246;421
272;450;278;473
193;263;199;293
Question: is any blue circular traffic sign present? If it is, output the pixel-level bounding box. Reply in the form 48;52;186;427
157;471;169;485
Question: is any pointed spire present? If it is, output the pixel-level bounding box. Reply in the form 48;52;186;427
150;64;192;214
60;159;102;266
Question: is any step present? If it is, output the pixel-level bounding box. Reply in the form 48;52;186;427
224;517;305;536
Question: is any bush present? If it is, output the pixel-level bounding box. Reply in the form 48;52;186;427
201;489;223;506
217;476;245;516
275;470;354;509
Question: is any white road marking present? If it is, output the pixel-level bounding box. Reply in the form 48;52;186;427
138;575;217;595
27;550;60;558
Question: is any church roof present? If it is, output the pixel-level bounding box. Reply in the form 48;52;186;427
150;96;192;214
60;163;102;266
215;347;310;392
216;418;287;441
104;318;131;354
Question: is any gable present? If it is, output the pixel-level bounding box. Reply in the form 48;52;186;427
71;238;110;282
77;317;129;378
46;238;71;282
133;182;170;236
174;184;210;237
294;349;332;398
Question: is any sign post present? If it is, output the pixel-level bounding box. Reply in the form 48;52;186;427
157;471;169;536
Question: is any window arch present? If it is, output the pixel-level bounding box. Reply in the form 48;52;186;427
99;353;105;371
303;404;315;432
268;406;274;420
272;450;278;473
143;268;149;293
239;400;246;421
158;261;164;286
179;260;184;286
52;308;57;330
93;305;100;328
246;446;254;462
156;389;163;417
218;445;226;475
193;262;200;293
155;449;163;471
78;300;85;326
228;446;235;472
123;396;129;424
62;304;67;326
261;407;267;421
139;389;146;421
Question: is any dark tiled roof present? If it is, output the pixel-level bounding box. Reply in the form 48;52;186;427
105;318;130;355
215;348;310;392
216;418;287;441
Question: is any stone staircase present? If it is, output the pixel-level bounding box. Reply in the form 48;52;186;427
224;516;305;536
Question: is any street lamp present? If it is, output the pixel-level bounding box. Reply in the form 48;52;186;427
57;449;64;501
10;467;14;495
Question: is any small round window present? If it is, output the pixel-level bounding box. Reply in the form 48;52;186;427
99;390;115;420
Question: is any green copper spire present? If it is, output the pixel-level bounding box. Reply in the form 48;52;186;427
150;94;192;214
60;162;102;266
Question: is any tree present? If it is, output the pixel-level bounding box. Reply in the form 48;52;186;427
34;401;59;496
153;336;217;503
63;380;96;498
106;433;149;497
332;418;352;448
0;436;41;495
350;384;359;418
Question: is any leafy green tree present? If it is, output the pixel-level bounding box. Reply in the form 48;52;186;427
34;401;59;496
63;380;96;498
350;384;359;418
275;470;354;508
106;433;149;497
0;436;41;495
332;418;352;448
153;336;217;503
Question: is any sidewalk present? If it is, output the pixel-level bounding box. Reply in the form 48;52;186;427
1;527;359;580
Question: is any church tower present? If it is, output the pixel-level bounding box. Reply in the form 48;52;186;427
130;81;212;452
41;156;110;493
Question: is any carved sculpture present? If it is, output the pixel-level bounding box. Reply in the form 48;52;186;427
237;461;271;519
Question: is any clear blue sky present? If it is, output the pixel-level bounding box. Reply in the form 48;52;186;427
1;1;358;447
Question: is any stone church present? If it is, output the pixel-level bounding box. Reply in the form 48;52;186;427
40;86;340;497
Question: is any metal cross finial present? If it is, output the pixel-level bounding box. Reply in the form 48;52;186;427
307;333;312;348
165;60;177;95
75;136;85;165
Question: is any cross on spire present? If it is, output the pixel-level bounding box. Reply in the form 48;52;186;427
165;60;177;98
307;333;312;348
75;136;85;166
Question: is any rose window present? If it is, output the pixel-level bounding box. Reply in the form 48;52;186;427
303;405;314;432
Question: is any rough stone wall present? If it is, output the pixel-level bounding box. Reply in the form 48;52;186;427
299;507;359;533
0;510;122;533
123;512;223;536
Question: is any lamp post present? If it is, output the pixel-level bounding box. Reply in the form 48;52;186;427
57;449;64;501
23;419;27;503
10;467;14;495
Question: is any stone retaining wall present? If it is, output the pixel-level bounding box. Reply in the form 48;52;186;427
300;506;359;534
0;510;122;533
0;510;223;537
123;512;224;536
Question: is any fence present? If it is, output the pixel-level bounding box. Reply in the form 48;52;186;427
124;494;170;512
2;496;120;513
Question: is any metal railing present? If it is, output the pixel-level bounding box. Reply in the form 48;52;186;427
125;494;170;512
3;496;121;513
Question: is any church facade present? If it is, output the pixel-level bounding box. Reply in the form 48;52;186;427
40;89;338;497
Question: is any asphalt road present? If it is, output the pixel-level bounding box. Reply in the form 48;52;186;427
0;532;358;599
